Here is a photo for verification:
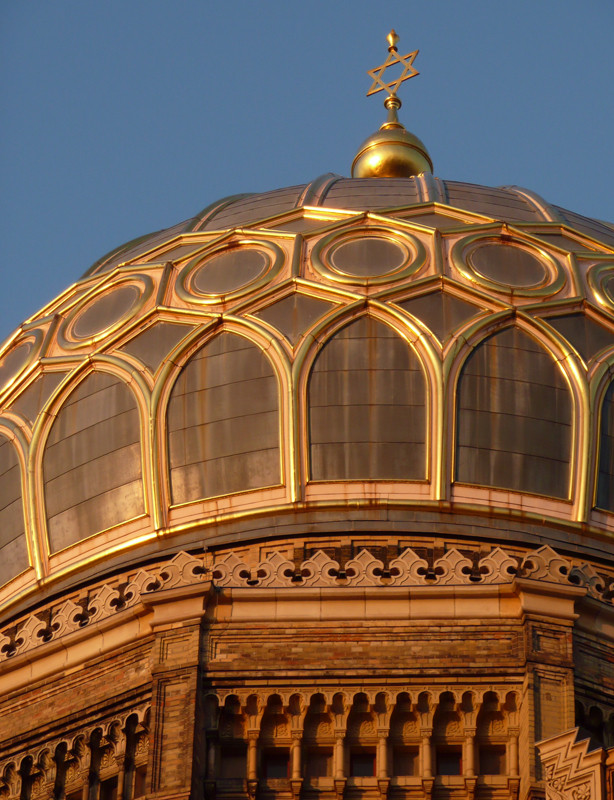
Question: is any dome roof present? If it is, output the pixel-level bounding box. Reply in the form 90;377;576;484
2;172;614;619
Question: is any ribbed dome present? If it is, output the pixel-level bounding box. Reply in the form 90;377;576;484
2;172;614;619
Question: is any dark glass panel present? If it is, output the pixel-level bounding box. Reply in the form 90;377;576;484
398;291;482;342
44;373;144;552
456;327;572;497
392;746;419;776
309;317;427;481
304;749;332;779
99;777;118;800
73;285;140;339
120;322;194;372
546;313;614;362
168;332;280;503
479;745;506;775
350;751;375;777
0;435;28;585
192;249;267;295
596;381;614;511
220;745;247;779
470;243;546;288
436;747;462;776
11;372;66;424
253;293;335;346
330;237;406;277
262;751;289;779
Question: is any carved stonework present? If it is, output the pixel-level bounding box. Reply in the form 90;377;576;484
2;542;613;663
0;704;151;800
521;546;570;584
538;728;606;800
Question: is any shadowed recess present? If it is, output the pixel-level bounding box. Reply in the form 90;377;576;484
120;321;195;373
167;332;280;504
253;293;336;347
44;372;145;552
456;327;572;497
308;316;427;480
545;313;614;363
397;291;483;343
0;435;28;586
596;381;614;512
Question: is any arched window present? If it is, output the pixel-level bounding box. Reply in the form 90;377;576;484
44;372;144;552
167;332;280;504
456;327;572;497
0;433;27;585
596;381;614;511
308;317;427;481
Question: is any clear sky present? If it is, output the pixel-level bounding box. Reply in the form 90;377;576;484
2;1;613;342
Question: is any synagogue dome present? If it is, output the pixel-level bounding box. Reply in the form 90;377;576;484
1;171;614;619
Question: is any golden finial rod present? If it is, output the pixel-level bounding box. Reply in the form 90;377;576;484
353;30;433;179
387;29;399;52
366;30;419;105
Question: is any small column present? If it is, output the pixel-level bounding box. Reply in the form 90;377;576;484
334;732;345;780
333;731;346;800
291;736;301;780
464;729;475;777
421;730;432;778
116;765;126;800
206;737;218;780
377;731;388;779
247;733;258;781
377;729;390;800
290;734;303;800
509;729;519;776
246;733;259;800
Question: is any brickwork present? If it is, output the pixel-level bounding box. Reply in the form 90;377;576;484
0;539;612;800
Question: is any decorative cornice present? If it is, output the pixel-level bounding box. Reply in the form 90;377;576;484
0;545;611;665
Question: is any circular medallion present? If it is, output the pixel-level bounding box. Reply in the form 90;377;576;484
177;241;283;304
329;236;407;277
452;235;564;297
192;248;268;294
60;276;153;348
587;263;614;311
469;243;548;288
72;285;141;339
312;228;426;286
0;335;40;390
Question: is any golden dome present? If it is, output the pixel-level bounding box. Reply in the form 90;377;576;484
351;100;433;178
0;173;614;619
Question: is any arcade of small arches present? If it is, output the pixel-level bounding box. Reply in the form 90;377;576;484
202;687;522;796
0;708;150;800
3;301;614;596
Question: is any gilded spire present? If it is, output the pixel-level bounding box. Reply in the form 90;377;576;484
352;30;432;179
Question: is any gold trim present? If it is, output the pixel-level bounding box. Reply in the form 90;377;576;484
151;316;293;517
587;262;614;311
451;233;565;298
58;274;155;350
28;358;153;564
0;419;38;582
444;311;588;517
176;239;285;305
312;226;426;287
292;302;438;494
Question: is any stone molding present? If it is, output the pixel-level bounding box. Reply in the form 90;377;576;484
0;545;611;665
537;728;607;800
0;703;150;800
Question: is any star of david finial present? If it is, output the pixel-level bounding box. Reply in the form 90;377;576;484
366;29;419;105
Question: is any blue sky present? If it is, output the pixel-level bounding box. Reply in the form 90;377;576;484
2;1;613;341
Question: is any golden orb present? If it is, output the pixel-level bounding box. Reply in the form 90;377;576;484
351;120;433;178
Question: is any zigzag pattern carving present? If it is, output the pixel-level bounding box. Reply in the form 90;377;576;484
0;545;611;664
537;727;605;800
